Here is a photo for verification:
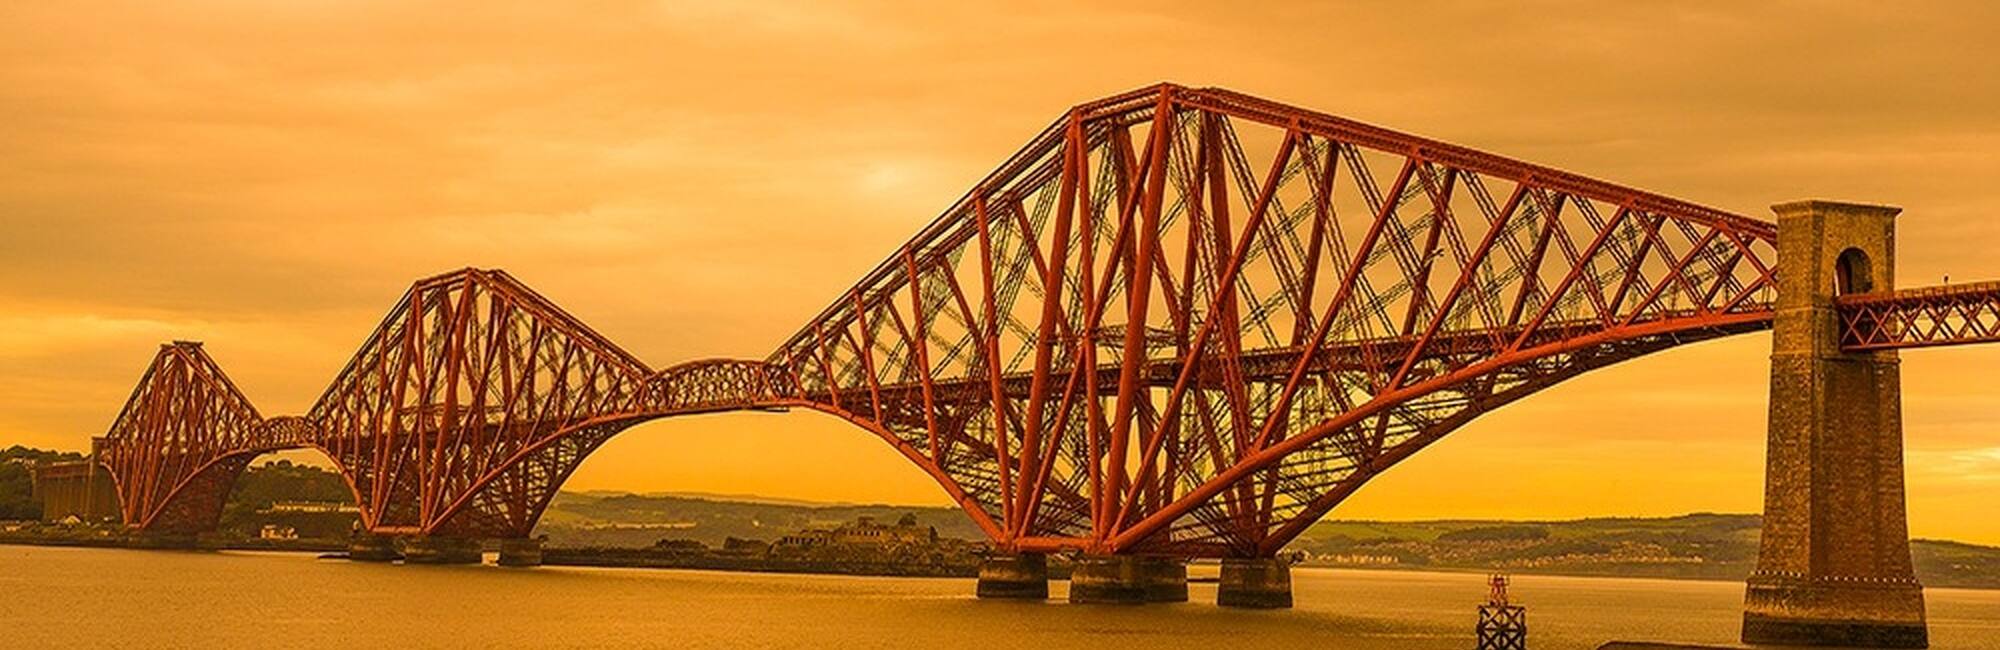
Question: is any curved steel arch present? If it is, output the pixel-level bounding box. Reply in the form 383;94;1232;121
93;344;363;534
295;269;1008;538
421;400;1011;540
763;83;1783;555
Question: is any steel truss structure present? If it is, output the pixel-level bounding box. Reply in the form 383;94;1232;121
91;84;2000;557
1838;281;2000;350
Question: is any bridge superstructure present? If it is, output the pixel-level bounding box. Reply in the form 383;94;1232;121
83;83;1997;646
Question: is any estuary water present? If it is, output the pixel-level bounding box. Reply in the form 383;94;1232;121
2;545;1996;649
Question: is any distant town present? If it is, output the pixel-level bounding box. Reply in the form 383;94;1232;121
538;511;988;578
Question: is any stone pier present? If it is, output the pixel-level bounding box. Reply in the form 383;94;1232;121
346;534;402;562
975;553;1049;599
1216;557;1293;609
1742;200;1926;648
496;538;544;567
400;536;483;565
1069;555;1187;604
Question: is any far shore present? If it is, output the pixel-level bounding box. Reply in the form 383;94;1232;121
6;534;1993;592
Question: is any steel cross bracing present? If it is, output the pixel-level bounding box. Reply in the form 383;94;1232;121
95;273;797;539
87;83;2000;558
1837;281;2000;350
763;84;1786;556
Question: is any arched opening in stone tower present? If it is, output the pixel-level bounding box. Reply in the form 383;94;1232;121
1836;247;1874;296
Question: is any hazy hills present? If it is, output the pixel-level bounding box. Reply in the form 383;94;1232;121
536;491;988;548
1;450;1993;589
1295;513;2000;589
538;494;2000;589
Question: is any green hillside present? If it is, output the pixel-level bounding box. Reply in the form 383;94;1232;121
535;491;987;548
1292;514;2000;589
534;495;2000;589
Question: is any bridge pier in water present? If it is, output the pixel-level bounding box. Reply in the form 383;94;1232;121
346;534;401;562
975;553;1048;599
1742;200;1926;647
1068;556;1188;604
1216;558;1293;609
497;538;543;567
400;536;483;565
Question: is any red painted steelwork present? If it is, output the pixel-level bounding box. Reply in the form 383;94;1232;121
1838;281;2000;351
94;83;1796;556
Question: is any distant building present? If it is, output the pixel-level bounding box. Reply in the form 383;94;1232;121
246;500;361;540
835;514;937;547
776;514;938;552
259;524;299;540
261;501;360;515
31;459;119;523
776;528;834;549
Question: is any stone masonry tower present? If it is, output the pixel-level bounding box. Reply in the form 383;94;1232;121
1742;201;1926;647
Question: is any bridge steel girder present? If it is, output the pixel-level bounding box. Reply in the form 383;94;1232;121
1836;280;2000;351
117;83;2000;559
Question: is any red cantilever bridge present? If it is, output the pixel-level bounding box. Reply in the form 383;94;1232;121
91;85;2000;589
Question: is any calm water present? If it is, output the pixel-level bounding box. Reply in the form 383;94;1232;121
2;545;1996;649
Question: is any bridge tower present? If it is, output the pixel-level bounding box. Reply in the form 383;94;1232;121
1743;200;1926;647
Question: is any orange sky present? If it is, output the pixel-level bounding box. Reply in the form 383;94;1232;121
3;2;1997;543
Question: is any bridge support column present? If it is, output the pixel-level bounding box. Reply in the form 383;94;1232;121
1743;200;1926;648
975;552;1048;599
346;533;401;562
400;536;483;565
1069;555;1187;604
497;537;543;567
1217;557;1293;609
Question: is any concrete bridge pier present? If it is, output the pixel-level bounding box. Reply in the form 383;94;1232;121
1742;200;1926;647
400;536;483;565
1216;557;1293;609
346;533;401;562
1069;555;1188;604
975;552;1049;599
497;537;544;567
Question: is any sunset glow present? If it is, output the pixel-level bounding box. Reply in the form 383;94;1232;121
5;1;1999;547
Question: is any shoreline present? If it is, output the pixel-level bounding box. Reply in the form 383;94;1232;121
538;547;980;579
1293;562;2000;592
0;533;345;554
4;536;1993;592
